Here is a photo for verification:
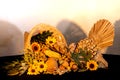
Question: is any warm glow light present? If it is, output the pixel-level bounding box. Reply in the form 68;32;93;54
0;0;119;33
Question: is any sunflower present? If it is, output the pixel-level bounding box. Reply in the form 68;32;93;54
33;59;39;66
46;37;56;46
31;42;40;53
37;61;47;72
86;60;98;71
27;64;39;75
70;61;78;71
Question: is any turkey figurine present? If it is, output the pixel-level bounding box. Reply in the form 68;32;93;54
70;19;114;71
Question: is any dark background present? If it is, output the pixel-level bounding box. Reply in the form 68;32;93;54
0;54;120;80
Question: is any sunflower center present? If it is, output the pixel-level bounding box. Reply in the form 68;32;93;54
34;46;38;51
40;64;44;68
90;63;94;68
31;69;35;73
49;41;53;43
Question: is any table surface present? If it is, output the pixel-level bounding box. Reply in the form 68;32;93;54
0;54;120;80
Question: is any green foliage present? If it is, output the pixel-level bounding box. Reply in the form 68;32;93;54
71;48;92;67
31;30;53;44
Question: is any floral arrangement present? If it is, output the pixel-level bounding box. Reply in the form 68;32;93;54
4;19;114;76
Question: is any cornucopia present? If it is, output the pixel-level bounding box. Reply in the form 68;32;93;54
4;19;114;76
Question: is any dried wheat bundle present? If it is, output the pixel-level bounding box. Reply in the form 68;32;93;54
89;19;114;49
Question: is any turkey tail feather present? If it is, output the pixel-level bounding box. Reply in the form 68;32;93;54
89;19;114;49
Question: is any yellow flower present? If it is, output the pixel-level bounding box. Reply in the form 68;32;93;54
33;59;39;66
46;37;56;46
37;61;47;72
86;60;98;71
31;42;40;53
27;65;39;75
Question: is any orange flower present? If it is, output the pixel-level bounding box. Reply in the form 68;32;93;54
31;42;40;53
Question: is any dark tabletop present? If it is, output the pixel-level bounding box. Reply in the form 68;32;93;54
0;54;120;80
